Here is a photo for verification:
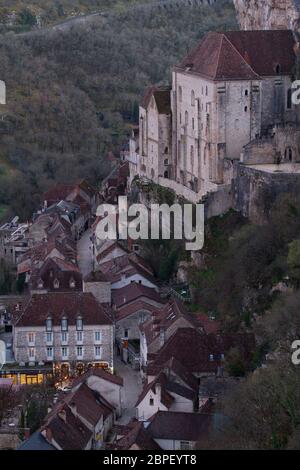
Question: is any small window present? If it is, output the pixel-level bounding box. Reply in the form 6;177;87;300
46;347;53;358
69;278;76;288
61;347;68;358
28;332;35;344
95;346;102;358
28;348;35;359
245;90;248;96
53;278;60;289
185;111;189;125
46;332;53;343
276;64;281;74
209;354;214;361
244;106;248;112
179;86;183;102
61;332;68;343
77;346;83;357
149;398;154;406
124;329;129;339
180;441;191;450
95;331;102;342
46;318;52;332
206;86;208;96
61;318;68;331
76;316;83;331
192;118;195;130
191;90;195;106
77;331;83;342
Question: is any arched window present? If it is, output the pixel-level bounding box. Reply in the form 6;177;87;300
276;64;281;74
185;111;189;126
179;86;183;102
151;168;155;179
164;170;169;178
191;90;195;106
191;146;194;171
245;89;248;96
53;278;60;289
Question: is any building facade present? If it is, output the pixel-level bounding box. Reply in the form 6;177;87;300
13;292;114;378
130;30;299;206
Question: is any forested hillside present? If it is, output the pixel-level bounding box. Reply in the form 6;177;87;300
0;0;236;220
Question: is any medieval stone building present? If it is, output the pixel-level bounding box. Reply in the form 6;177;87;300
130;27;300;220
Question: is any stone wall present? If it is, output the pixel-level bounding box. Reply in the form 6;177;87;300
14;325;114;367
233;162;300;222
233;0;300;33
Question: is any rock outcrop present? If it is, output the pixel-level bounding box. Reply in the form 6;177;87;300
233;0;300;34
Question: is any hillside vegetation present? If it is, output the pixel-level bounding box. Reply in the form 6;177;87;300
0;0;236;220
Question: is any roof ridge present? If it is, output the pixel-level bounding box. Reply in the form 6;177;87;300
222;33;261;80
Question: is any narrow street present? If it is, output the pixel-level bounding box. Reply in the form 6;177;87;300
77;228;94;278
114;358;143;425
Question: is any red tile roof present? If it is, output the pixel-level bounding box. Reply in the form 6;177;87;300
110;419;161;451
42;404;92;450
141;86;171;114
147;410;212;442
147;328;255;375
15;292;112;327
116;299;161;322
177;30;296;80
112;283;162;309
72;367;123;388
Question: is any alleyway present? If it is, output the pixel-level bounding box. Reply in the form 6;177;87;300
114;358;143;425
77;228;94;278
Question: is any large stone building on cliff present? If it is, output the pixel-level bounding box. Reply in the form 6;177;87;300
128;29;300;218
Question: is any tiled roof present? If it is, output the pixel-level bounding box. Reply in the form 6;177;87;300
30;256;82;292
110;419;161;451
64;383;114;425
112;283;162;309
42;404;92;450
176;30;296;80
148;328;255;375
140;298;204;347
14;292;112;327
136;371;196;407
141;86;171;114
98;254;157;286
116;299;161;322
147;410;212;442
72;367;123;388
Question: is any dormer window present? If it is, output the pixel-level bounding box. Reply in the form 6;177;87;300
61;317;68;331
38;279;44;289
53;278;60;289
76;316;83;331
46;317;52;332
69;277;76;289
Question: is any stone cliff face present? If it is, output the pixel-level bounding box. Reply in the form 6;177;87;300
233;0;300;33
